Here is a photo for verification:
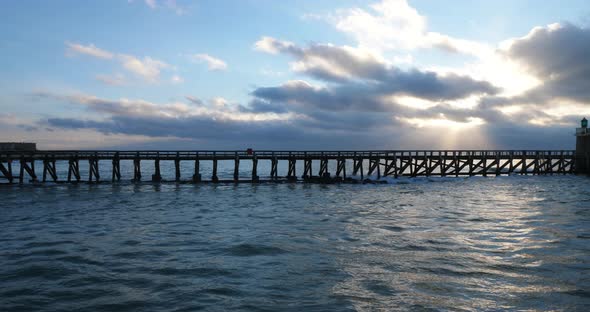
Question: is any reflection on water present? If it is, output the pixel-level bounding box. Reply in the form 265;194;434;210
1;176;589;311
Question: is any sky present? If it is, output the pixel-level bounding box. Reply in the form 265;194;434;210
1;0;589;150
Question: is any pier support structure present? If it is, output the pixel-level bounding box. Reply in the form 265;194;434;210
152;158;162;182
303;158;312;179
252;156;259;182
112;153;121;182
88;157;99;183
212;158;218;183
133;156;141;181
43;155;58;182
0;149;579;184
193;159;201;182
19;157;37;184
175;153;181;182
68;158;80;182
287;158;296;181
0;157;13;184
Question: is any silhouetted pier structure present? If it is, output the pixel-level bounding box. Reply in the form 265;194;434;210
0;150;580;184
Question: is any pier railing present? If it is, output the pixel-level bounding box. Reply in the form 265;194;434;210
0;150;579;184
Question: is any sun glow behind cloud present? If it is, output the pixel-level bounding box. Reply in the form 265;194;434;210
398;116;489;148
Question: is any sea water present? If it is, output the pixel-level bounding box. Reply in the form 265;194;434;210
1;169;589;311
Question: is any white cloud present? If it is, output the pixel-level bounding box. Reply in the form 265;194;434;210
254;36;295;54
321;0;492;58
66;42;114;59
118;54;170;83
65;42;172;84
191;53;228;71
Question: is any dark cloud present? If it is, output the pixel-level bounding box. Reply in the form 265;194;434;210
45;115;402;149
491;23;590;106
251;81;390;112
37;26;589;150
256;37;499;102
185;96;204;105
239;99;288;114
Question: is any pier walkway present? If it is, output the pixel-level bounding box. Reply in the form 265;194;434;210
0;150;579;184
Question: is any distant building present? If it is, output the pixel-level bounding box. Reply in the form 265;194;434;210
0;142;37;152
576;117;588;136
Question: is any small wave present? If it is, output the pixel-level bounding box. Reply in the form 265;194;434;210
203;287;243;296
150;267;235;277
379;225;405;232
24;240;75;248
57;255;103;266
363;280;395;296
223;243;287;257
4;264;77;280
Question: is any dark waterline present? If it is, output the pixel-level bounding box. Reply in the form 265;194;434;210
1;176;589;311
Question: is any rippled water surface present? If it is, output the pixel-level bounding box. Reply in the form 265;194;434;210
1;176;590;311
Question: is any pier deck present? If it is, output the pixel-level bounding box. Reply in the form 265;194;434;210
0;150;579;184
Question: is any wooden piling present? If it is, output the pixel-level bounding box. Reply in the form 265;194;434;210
175;153;181;182
212;158;218;183
20;157;37;184
234;154;240;182
88;157;99;183
134;152;141;181
0;158;13;184
193;158;201;182
303;157;312;179
42;156;58;182
287;157;296;181
68;158;80;182
112;153;121;182
252;156;259;182
319;158;329;177
270;157;278;180
152;158;162;182
336;158;346;179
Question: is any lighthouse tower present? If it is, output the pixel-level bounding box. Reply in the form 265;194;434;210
576;117;590;174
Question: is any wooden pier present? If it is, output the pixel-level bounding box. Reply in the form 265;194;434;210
0;150;581;184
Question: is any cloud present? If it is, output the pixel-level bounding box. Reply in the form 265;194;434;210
502;23;590;103
40;8;588;149
254;36;295;54
315;0;491;57
118;54;170;83
190;53;228;71
65;42;172;83
33;87;577;150
478;23;590;125
33;91;289;122
253;37;499;101
66;42;114;59
185;95;204;105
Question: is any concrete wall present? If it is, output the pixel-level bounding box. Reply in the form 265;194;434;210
0;142;37;151
576;135;590;174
